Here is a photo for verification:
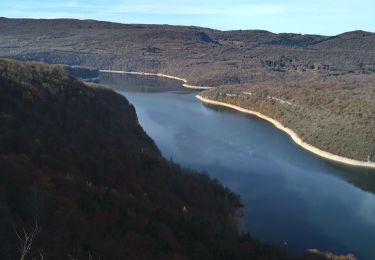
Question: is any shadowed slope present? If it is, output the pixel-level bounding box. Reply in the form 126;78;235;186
0;59;289;259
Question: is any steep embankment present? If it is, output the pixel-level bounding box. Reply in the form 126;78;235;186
0;59;288;259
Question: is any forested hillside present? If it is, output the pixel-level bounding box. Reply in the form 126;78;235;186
0;59;291;259
0;18;374;161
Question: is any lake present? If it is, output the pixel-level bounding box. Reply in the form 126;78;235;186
100;72;375;259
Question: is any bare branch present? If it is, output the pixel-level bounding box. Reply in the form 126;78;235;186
12;219;41;260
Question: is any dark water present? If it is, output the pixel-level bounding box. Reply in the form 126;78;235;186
100;72;375;259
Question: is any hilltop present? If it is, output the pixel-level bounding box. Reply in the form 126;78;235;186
0;17;374;161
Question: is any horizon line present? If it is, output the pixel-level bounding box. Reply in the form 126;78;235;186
1;16;374;37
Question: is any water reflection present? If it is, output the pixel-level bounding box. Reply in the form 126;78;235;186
100;72;184;92
326;163;375;194
99;72;375;259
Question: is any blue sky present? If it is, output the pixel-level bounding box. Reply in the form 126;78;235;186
1;0;374;35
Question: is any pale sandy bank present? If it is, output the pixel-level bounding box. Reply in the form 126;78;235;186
100;70;212;90
196;95;375;169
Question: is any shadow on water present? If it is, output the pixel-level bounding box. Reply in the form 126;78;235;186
325;162;375;194
204;102;375;196
98;72;375;259
191;163;359;257
99;71;190;93
100;71;375;195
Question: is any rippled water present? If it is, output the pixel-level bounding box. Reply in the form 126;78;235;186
100;72;375;259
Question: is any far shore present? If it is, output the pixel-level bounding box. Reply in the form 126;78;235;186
98;69;375;169
99;70;212;90
196;95;375;169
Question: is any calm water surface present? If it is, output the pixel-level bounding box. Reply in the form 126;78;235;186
100;73;375;259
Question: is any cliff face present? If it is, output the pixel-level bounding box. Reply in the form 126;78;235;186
0;59;288;259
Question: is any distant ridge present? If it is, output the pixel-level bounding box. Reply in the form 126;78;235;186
0;17;374;163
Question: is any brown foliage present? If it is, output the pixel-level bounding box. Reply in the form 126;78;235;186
0;59;286;259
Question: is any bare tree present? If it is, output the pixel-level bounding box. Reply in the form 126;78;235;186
12;219;41;260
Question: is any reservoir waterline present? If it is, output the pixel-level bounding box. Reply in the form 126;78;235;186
196;95;375;169
99;69;375;169
99;69;212;89
99;71;375;259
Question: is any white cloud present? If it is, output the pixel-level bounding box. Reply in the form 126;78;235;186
66;1;79;8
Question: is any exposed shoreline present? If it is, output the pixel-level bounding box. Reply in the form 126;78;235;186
99;70;212;90
196;95;375;169
99;69;375;169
